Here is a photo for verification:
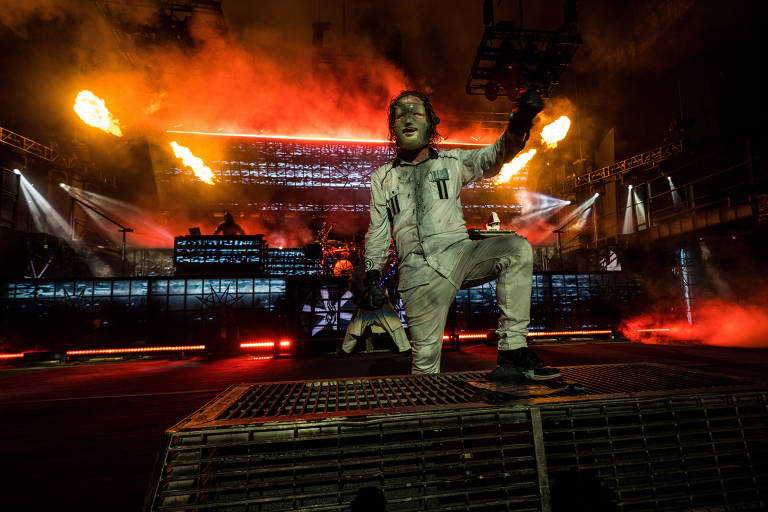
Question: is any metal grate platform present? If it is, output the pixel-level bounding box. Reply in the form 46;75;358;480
541;394;768;510
146;364;768;511
170;364;761;428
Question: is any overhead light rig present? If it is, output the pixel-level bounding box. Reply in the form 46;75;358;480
466;0;581;100
0;125;115;188
562;140;686;192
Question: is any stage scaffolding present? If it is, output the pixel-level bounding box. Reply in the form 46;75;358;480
156;136;527;218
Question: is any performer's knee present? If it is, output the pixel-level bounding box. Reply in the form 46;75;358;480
517;236;533;266
497;236;533;271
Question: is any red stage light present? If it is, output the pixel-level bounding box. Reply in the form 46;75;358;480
240;342;275;348
240;339;293;349
637;328;671;333
441;333;490;340
526;330;612;337
66;345;205;356
0;353;25;360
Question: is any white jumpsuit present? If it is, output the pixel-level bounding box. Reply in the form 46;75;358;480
364;130;533;374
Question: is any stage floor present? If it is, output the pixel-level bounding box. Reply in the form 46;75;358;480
2;341;767;511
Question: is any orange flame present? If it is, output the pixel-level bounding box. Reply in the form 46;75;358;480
496;149;536;184
169;142;216;185
73;90;123;136
540;116;571;148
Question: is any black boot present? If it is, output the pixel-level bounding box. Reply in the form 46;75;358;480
489;347;561;382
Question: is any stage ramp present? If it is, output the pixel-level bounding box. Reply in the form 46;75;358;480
145;364;768;511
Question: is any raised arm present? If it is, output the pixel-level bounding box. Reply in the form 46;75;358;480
460;89;544;185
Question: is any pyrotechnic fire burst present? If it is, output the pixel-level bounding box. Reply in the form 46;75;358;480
496;149;536;184
73;91;123;137
169;142;216;185
540;116;570;148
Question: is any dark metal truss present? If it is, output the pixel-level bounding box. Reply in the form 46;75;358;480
564;141;686;191
466;22;581;99
0;125;113;185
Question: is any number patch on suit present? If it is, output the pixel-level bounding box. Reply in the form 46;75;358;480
429;168;450;199
389;194;401;214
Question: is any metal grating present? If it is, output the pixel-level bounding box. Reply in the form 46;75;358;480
542;393;768;511
146;365;768;511
218;373;484;421
150;408;545;511
557;363;756;397
170;364;760;427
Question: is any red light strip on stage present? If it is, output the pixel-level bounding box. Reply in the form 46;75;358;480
240;340;292;349
441;333;490;340
0;353;25;360
526;330;613;337
66;345;206;356
250;356;273;360
166;130;485;147
637;328;671;333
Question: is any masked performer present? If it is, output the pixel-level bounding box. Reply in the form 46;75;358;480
363;90;560;380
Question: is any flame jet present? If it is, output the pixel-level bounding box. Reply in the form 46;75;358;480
540;116;570;148
169;142;216;185
73;91;123;136
495;149;537;184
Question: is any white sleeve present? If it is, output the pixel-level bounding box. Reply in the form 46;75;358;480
364;170;391;272
457;130;527;186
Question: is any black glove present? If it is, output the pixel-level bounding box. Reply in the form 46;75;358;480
508;89;544;138
362;269;386;310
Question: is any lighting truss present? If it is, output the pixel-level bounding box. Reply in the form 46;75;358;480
564;141;685;191
466;22;581;99
0;125;113;186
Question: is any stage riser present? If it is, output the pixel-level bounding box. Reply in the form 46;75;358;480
145;369;768;511
542;395;768;511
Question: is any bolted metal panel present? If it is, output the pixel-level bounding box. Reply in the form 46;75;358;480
151;408;543;511
147;365;768;511
541;393;768;511
169;364;760;429
557;363;757;397
217;373;484;421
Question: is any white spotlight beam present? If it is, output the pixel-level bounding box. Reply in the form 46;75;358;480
555;193;599;231
668;176;682;205
621;185;634;234
63;184;173;248
19;177;114;276
59;184;134;272
632;188;647;226
19;176;71;236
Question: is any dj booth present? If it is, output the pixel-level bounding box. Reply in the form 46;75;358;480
173;235;326;276
173;231;518;276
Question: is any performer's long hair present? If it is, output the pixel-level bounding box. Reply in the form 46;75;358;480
387;90;441;149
